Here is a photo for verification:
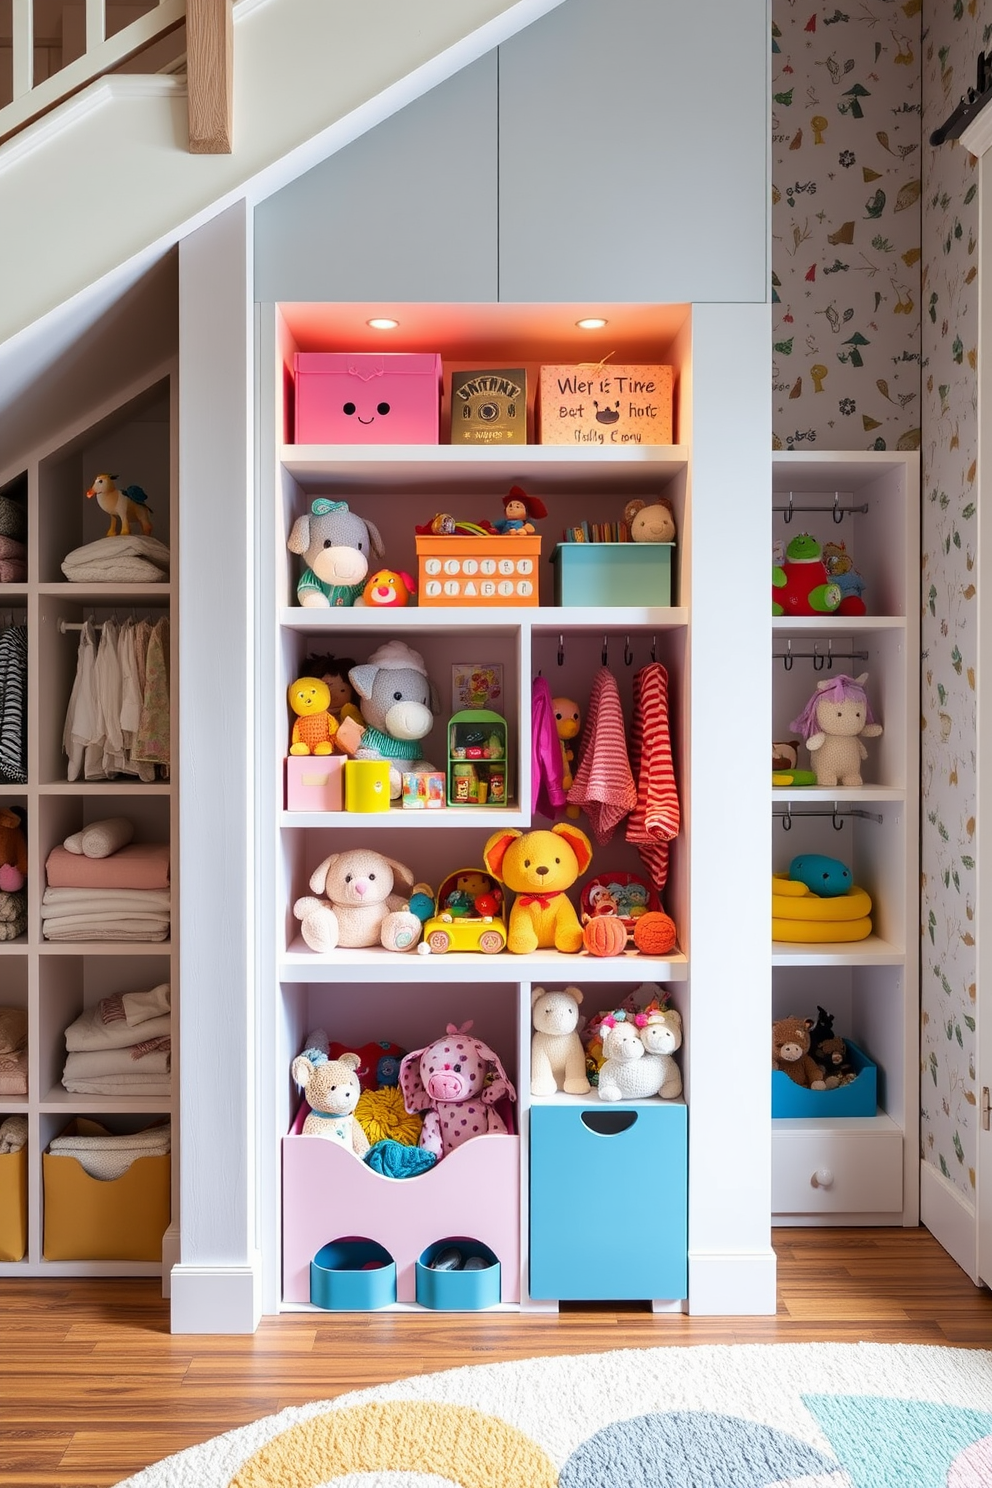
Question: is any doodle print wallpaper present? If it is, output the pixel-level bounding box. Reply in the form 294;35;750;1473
920;7;984;1206
773;0;985;1215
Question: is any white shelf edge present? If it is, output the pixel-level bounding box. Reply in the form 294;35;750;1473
281;807;526;829
771;935;904;966
37;782;172;795
529;1092;686;1110
771;1111;901;1135
772;615;905;632
280;605;688;630
281;941;689;983
771;786;906;803
36;583;172;597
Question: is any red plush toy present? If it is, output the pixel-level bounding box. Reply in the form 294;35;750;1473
772;532;842;617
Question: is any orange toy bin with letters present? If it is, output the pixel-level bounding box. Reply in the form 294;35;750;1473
415;535;541;607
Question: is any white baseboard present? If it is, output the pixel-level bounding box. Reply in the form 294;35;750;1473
920;1160;979;1283
688;1249;778;1315
170;1256;262;1333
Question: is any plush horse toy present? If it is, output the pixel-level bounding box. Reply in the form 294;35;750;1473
86;473;154;537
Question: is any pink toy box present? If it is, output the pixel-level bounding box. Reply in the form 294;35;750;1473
294;352;442;445
285;755;345;812
282;1101;520;1307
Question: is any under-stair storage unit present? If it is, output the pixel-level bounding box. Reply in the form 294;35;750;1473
771;451;919;1227
257;299;773;1316
0;365;178;1278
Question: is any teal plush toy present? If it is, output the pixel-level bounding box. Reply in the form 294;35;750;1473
789;853;853;898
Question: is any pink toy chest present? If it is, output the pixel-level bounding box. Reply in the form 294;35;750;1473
282;1110;520;1307
285;755;345;811
294;353;442;445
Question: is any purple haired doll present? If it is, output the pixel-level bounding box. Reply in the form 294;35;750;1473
790;672;882;788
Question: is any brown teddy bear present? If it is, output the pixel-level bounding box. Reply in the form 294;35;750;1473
772;1016;826;1089
483;823;593;954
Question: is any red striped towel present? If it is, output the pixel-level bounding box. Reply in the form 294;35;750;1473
626;662;680;890
566;667;637;844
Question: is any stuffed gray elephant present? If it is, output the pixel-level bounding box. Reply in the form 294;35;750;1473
287;497;384;607
349;640;440;798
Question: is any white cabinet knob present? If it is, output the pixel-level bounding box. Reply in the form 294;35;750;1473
811;1167;834;1189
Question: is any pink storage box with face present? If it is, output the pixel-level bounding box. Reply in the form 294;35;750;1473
294;352;442;444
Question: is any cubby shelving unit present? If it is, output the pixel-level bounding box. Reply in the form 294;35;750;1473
0;363;178;1278
259;301;707;1314
771;451;920;1227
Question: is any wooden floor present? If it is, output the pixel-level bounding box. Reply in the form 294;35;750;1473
1;1227;991;1488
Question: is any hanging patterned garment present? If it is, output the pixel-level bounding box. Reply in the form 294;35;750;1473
625;661;680;892
565;665;637;845
0;623;27;784
134;617;170;774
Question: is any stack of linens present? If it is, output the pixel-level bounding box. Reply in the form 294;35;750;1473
48;1117;171;1176
0;492;27;582
62;983;171;1097
0;1006;27;1096
60;534;170;584
42;819;169;942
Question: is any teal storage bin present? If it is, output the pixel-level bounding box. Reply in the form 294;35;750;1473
416;1240;501;1310
529;1103;687;1302
552;543;674;607
772;1040;877;1118
310;1239;396;1310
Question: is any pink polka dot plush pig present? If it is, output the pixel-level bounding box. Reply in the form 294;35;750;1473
399;1021;516;1159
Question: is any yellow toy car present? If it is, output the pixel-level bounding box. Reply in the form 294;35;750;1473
421;868;507;955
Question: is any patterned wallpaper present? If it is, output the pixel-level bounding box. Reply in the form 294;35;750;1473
773;1;983;1207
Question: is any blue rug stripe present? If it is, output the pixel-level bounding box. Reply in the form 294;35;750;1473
801;1394;992;1488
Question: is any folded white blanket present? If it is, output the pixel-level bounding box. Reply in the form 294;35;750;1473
44;922;170;942
64;1000;171;1053
64;1047;170;1081
61;1076;172;1097
0;1048;27;1096
41;887;171;915
123;983;171;1025
48;1120;170;1179
61;535;171;584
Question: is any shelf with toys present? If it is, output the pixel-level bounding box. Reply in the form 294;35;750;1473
770;451;919;1228
258;300;704;1315
0;361;178;1278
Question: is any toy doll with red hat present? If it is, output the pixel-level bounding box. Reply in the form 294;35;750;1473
495;485;547;535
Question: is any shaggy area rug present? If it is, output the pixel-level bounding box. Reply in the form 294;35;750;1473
115;1341;992;1487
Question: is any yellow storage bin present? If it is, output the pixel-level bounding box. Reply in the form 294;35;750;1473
0;1146;28;1261
43;1126;170;1261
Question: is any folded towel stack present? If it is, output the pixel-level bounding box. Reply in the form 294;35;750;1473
44;828;169;941
0;534;26;583
0;1005;27;1096
62;983;171;1096
48;1117;171;1178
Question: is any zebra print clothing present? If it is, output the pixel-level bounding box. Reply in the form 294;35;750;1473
0;624;27;784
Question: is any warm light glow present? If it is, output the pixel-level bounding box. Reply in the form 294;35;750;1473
576;317;608;330
367;317;399;330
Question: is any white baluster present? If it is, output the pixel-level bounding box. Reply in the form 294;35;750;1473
11;0;33;98
86;0;108;53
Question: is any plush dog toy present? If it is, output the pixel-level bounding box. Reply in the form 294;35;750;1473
483;823;593;954
399;1020;516;1158
530;985;590;1095
291;1048;369;1156
287;498;385;607
293;847;424;954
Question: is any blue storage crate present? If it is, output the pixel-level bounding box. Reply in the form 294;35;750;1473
772;1040;877;1118
310;1238;396;1310
552;543;674;607
415;1239;501;1310
529;1103;687;1301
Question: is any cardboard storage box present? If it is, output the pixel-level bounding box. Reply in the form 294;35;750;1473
552;542;674;607
294;352;442;445
449;368;527;444
772;1040;877;1119
43;1130;171;1261
539;363;673;446
416;535;540;607
285;755;345;812
0;1145;27;1261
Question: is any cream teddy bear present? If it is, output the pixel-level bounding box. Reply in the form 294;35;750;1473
530;985;590;1095
291;1049;369;1156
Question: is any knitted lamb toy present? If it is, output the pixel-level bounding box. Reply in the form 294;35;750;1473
597;1013;682;1102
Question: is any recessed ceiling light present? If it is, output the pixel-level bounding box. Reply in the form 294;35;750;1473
367;317;399;330
576;317;608;330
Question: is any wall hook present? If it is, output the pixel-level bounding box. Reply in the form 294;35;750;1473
832;809;845;831
783;640;794;671
812;642;825;672
783;492;795;525
557;634;565;666
624;634;633;666
826;638;834;671
782;808;793;831
832;491;845;525
651;634;657;662
602;635;609;666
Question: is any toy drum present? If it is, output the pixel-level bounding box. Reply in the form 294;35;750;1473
344;760;391;812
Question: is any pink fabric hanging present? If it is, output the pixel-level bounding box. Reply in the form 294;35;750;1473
566;666;637;845
532;675;567;819
625;662;680;891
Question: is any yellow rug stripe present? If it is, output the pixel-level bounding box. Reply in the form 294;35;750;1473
228;1399;558;1488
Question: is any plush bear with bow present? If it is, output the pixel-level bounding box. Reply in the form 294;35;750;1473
399;1021;516;1158
483;822;593;954
287;497;385;607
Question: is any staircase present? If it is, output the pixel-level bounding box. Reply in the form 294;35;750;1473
0;0;562;350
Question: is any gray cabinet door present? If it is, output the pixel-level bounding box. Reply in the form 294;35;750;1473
497;0;768;304
254;54;499;305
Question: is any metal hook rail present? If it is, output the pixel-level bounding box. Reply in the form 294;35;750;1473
774;805;884;832
554;634;659;667
773;490;870;525
774;640;869;672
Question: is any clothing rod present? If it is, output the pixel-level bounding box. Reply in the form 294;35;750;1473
59;620;102;632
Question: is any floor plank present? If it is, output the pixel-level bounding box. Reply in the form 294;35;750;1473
1;1228;991;1487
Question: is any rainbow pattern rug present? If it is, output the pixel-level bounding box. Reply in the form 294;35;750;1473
115;1341;992;1486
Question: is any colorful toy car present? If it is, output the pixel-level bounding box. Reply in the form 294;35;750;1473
420;868;507;954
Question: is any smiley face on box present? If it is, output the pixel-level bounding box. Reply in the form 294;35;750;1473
294;353;442;444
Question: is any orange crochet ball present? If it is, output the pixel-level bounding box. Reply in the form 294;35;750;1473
583;916;628;958
633;910;677;956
